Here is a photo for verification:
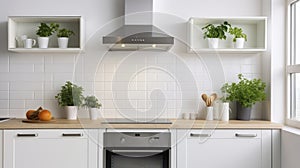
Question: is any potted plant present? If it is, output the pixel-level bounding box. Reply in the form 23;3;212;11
55;81;84;120
84;96;102;120
36;23;59;48
221;74;266;120
202;21;231;48
229;26;247;48
57;28;75;48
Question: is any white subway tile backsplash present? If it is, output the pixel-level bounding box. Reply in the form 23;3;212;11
9;100;25;109
0;91;9;100
34;91;44;100
45;64;74;72
0;73;45;82
9;109;26;118
53;73;73;81
0;100;9;109
25;100;44;109
0;82;9;91
0;109;9;117
0;64;9;72
34;64;44;72
10;55;44;64
10;82;44;91
53;55;75;63
10;91;34;100
10;64;34;72
241;64;253;73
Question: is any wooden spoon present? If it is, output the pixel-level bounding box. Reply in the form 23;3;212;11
209;93;217;106
201;94;208;106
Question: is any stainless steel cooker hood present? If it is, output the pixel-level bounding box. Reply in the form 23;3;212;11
103;0;174;51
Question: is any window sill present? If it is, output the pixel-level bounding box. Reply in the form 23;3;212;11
283;126;300;136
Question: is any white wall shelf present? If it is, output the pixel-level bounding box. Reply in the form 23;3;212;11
8;16;84;53
187;17;267;53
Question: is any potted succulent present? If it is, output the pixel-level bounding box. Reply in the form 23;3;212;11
36;23;59;48
57;28;75;48
202;21;231;48
229;26;247;48
221;74;266;120
55;81;84;120
84;96;102;120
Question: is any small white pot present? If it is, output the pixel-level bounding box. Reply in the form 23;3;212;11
58;37;69;48
220;102;230;122
234;38;245;48
207;38;219;48
89;108;99;120
38;37;49;48
65;106;78;120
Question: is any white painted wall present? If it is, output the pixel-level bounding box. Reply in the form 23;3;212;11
0;0;273;120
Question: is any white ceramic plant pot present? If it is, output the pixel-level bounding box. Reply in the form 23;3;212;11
89;108;98;120
208;38;219;48
220;102;230;122
38;37;49;48
234;38;245;48
58;37;69;48
65;106;78;120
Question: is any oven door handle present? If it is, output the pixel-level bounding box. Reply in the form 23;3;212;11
112;149;164;153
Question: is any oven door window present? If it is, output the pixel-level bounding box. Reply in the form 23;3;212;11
105;149;170;168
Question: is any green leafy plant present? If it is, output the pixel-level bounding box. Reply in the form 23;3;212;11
55;81;84;107
84;96;102;109
36;23;59;37
202;21;231;40
57;28;75;38
229;26;247;42
221;74;266;107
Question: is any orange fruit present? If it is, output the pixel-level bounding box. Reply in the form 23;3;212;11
38;110;52;121
26;110;36;119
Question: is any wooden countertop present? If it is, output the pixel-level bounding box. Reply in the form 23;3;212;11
0;118;282;129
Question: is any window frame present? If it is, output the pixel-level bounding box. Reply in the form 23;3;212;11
286;0;300;128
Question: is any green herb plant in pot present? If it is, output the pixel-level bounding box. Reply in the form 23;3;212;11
84;96;102;120
36;23;59;48
229;26;247;48
221;74;266;120
202;21;231;48
55;81;84;120
57;28;75;48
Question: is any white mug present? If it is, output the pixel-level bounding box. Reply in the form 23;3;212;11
23;39;36;48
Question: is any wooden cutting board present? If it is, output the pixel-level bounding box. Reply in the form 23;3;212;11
22;119;56;123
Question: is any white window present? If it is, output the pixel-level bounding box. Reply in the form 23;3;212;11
287;0;300;128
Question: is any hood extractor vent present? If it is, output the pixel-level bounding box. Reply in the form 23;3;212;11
103;0;174;51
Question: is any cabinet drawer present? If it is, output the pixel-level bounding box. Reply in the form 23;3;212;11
5;129;87;138
188;129;262;139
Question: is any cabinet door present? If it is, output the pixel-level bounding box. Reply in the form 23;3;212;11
4;129;98;168
177;129;271;168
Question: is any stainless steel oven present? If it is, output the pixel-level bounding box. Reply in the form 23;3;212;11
103;132;171;168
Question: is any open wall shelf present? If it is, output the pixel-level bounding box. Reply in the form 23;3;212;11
8;16;84;53
187;17;267;53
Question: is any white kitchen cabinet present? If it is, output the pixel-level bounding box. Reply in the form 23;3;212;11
176;129;271;168
8;16;84;53
4;129;98;168
0;130;3;168
187;17;267;53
